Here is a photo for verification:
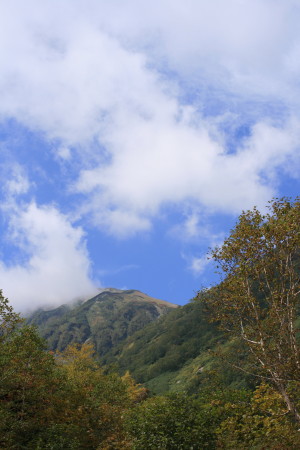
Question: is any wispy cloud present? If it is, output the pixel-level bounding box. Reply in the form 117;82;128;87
188;255;211;276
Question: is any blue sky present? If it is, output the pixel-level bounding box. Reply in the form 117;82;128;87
1;0;300;312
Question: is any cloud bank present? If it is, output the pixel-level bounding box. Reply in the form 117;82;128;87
0;0;300;307
0;199;97;313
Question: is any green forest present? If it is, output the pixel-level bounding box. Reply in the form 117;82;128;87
1;198;300;449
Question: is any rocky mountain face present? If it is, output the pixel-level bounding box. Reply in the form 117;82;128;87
27;288;178;358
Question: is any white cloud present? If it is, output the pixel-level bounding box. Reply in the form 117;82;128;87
0;201;97;312
189;255;211;276
4;165;30;197
170;210;226;244
98;0;300;103
182;214;203;240
0;0;299;241
56;146;71;161
77;117;300;236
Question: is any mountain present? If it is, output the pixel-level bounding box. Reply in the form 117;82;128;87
27;288;178;358
28;289;252;395
102;298;255;394
102;299;223;393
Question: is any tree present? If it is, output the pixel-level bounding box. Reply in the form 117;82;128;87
55;343;134;448
0;289;22;339
217;383;300;449
1;293;148;448
126;393;218;449
203;198;300;423
0;291;70;448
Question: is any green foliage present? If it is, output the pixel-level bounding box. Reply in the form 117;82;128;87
0;308;68;447
107;299;257;395
0;292;140;448
3;288;300;449
216;383;300;449
205;198;300;422
107;301;224;389
28;289;176;358
28;288;255;396
126;393;219;449
0;289;22;338
53;343;134;449
126;383;300;449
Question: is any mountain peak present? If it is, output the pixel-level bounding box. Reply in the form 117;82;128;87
28;288;178;358
98;287;125;294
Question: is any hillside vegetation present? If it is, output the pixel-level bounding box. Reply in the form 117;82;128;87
29;289;254;395
3;289;300;449
29;289;246;394
104;300;225;393
28;288;177;358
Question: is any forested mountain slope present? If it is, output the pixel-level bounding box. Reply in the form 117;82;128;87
103;299;253;394
29;289;251;395
27;288;178;357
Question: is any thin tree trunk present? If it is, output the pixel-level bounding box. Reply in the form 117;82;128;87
276;381;300;424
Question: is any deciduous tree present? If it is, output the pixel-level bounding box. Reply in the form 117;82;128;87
204;198;300;422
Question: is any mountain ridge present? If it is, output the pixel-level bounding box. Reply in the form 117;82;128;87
28;288;254;395
28;288;178;358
